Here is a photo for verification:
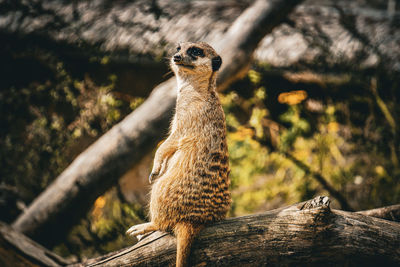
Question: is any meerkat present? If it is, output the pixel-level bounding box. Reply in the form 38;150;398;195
126;41;231;267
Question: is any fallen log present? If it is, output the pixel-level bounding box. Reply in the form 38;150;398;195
0;222;70;267
2;198;399;266
12;0;305;246
80;196;400;266
1;1;398;73
357;204;400;222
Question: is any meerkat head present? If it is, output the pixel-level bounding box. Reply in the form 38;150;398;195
170;42;222;80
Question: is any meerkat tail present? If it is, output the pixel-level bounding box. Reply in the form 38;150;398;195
174;222;203;267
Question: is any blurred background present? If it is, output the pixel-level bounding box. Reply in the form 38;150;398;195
0;0;399;263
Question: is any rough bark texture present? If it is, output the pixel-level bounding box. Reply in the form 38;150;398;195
0;0;248;63
0;222;70;267
12;0;304;246
1;0;398;74
2;198;400;266
79;196;400;267
256;1;400;73
357;204;400;222
213;0;308;90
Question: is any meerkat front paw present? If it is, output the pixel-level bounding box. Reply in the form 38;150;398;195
150;157;170;183
126;222;157;240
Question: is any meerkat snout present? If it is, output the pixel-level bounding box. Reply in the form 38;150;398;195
171;42;222;74
173;54;182;63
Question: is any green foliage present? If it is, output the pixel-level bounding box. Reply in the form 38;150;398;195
0;47;148;258
0;50;142;205
220;65;400;215
53;188;145;259
279;105;310;151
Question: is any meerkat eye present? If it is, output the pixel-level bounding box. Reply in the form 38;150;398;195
176;46;181;52
188;47;205;57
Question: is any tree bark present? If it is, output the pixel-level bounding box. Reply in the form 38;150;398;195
12;0;304;246
255;2;400;74
2;199;399;266
78;196;400;267
0;222;70;267
357;204;400;222
1;0;398;73
0;0;248;63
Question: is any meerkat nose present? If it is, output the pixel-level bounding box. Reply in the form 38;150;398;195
173;54;182;62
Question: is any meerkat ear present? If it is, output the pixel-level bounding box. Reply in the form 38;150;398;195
212;56;222;72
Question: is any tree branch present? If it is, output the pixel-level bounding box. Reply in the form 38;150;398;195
357;204;400;222
3;198;400;266
1;1;399;73
0;222;70;267
78;196;400;267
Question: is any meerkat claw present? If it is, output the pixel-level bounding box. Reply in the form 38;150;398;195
126;222;157;238
149;172;158;184
126;225;137;236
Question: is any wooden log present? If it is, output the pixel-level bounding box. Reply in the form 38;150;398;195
2;198;399;266
357;204;400;222
1;1;398;73
12;0;304;246
79;196;400;266
0;222;70;267
0;0;247;64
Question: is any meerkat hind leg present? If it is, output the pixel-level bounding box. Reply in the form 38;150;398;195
126;222;157;240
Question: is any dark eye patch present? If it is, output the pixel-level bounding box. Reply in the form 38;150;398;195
176;46;181;52
187;46;205;58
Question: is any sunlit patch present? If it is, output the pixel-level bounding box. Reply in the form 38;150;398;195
375;165;387;177
230;126;255;141
92;196;106;218
327;122;339;133
248;70;261;84
278;90;308;105
95;196;106;209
